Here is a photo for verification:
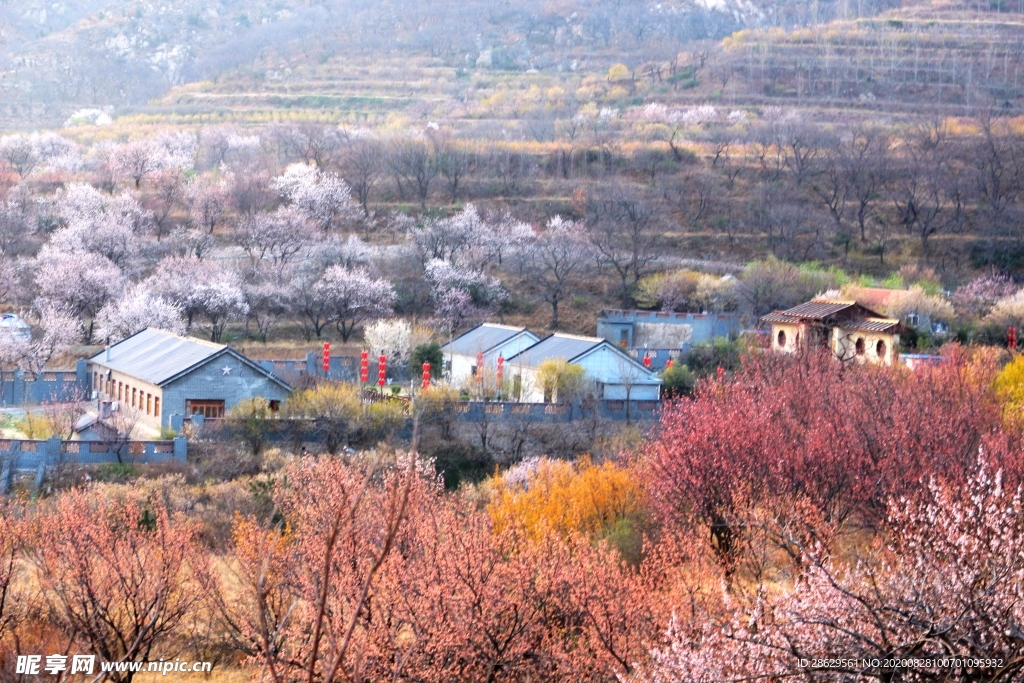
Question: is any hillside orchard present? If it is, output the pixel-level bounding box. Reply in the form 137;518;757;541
0;346;1022;681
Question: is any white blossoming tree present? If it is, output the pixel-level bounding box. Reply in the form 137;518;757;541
365;319;412;366
272;163;357;232
94;285;186;344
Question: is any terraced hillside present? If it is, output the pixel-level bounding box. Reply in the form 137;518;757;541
719;5;1024;112
0;0;917;129
114;0;1024;137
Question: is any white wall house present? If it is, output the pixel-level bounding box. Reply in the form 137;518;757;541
761;299;904;366
441;324;541;385
506;333;662;403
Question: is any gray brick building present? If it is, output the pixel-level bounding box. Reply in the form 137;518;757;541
89;328;291;430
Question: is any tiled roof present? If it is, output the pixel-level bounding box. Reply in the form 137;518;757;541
442;323;533;356
847;318;902;333
777;299;858;319
760;312;802;324
761;299;889;326
844;287;899;310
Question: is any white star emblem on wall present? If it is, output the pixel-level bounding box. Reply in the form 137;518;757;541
222;366;232;376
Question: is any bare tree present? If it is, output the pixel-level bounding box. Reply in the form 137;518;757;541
586;185;664;307
389;137;441;209
147;168;186;241
338;136;383;219
107;404;143;465
439;142;473;203
526;217;589;330
274;123;344;170
888;123;953;254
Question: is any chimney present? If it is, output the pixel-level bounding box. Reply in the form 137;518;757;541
105;345;111;362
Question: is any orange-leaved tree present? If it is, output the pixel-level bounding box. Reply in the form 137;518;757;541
21;490;208;683
487;456;646;547
218;448;422;683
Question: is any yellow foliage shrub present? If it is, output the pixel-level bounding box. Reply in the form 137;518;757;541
994;354;1024;427
607;63;630;81
487;456;644;542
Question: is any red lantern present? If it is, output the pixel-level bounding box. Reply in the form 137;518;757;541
422;361;431;389
666;358;673;368
322;341;330;373
1010;327;1018;350
476;352;484;382
496;354;504;384
378;353;387;387
360;350;369;383
643;354;651;369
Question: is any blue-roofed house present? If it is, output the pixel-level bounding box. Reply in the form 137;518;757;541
506;333;662;403
442;323;541;385
88;328;292;430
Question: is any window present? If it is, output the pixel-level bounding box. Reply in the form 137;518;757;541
619;329;629;346
876;340;887;358
185;399;225;419
777;330;787;348
154;397;160;416
269;400;281;412
146;394;152;415
118;382;123;401
132;387;137;407
855;337;865;355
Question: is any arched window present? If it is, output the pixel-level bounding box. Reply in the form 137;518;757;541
855;337;865;355
876;339;887;358
777;330;787;348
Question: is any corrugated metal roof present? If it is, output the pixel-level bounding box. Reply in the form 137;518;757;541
89;328;226;386
506;333;602;367
443;324;530;356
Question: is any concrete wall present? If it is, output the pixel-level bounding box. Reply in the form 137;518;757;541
771;322;899;365
446;400;661;423
597;311;740;361
161;354;291;428
574;345;661;398
0;360;90;407
0;436;187;471
833;328;900;365
771;322;803;354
